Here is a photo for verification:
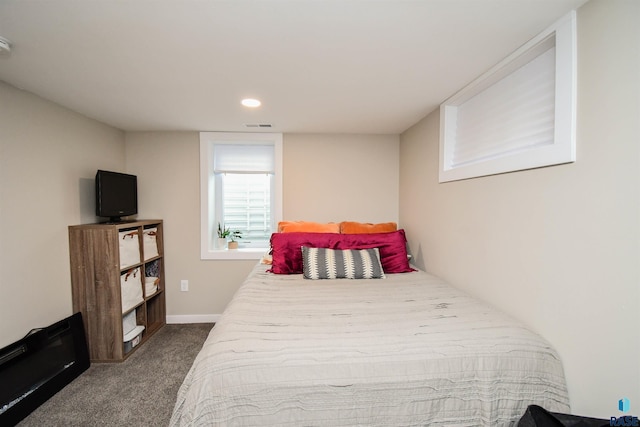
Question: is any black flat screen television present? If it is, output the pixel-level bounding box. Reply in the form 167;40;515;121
95;170;138;222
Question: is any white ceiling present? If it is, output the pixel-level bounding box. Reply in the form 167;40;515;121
0;0;587;134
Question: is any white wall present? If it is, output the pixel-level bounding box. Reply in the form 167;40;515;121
399;0;639;417
0;81;125;347
125;132;400;318
283;133;400;223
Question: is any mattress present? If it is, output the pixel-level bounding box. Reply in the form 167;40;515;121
171;263;569;426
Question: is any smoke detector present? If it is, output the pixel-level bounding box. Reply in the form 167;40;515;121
0;36;11;54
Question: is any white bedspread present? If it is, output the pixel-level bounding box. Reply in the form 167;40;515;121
171;264;569;426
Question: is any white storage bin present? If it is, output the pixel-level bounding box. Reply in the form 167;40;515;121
123;325;145;353
145;277;159;297
143;227;159;261
119;230;140;269
122;309;137;336
121;267;143;313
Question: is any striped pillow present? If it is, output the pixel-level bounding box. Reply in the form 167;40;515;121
301;246;385;280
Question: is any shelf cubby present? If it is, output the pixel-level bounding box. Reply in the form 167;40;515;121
69;219;166;362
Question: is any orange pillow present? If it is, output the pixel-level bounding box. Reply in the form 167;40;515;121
277;221;340;233
339;221;397;234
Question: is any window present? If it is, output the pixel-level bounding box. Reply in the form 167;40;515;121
439;11;576;183
200;132;283;260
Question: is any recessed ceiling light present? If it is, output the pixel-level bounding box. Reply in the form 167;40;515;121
241;98;261;108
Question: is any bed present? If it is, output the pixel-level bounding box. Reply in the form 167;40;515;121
171;228;569;426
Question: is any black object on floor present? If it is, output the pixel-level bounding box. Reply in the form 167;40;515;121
0;312;90;426
518;405;610;427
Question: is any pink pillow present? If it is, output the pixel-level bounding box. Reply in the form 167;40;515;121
269;229;414;275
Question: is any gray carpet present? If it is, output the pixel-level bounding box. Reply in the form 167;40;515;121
18;323;213;427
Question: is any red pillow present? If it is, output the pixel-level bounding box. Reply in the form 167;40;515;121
269;229;414;275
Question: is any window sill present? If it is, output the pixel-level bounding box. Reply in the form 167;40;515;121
202;248;268;260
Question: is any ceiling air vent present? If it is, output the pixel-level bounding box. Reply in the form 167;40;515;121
245;123;272;128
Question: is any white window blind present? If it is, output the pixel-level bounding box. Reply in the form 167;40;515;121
439;11;576;182
214;144;275;173
452;46;556;168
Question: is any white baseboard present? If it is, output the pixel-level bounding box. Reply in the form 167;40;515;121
166;314;221;324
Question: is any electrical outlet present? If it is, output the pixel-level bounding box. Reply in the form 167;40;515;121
180;280;189;292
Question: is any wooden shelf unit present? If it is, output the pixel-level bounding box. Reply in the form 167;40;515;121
69;219;166;362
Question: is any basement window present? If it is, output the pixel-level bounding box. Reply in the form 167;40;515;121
439;11;576;183
200;132;283;260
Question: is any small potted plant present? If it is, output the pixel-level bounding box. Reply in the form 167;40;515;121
227;229;243;250
216;223;230;249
